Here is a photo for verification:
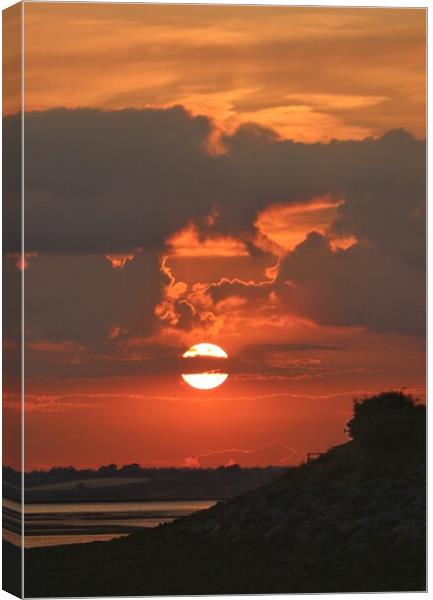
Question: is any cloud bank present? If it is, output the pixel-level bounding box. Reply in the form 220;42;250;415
3;107;425;366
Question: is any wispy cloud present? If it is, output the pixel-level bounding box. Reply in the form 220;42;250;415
184;441;296;468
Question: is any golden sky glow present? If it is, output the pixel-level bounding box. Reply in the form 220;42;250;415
4;3;425;470
21;4;426;142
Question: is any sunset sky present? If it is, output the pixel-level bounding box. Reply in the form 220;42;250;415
4;3;426;470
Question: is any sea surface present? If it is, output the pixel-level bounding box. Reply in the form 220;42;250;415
3;498;216;548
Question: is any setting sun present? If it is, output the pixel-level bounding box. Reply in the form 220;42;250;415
182;343;228;390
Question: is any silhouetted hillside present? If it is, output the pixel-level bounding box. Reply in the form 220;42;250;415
22;391;426;596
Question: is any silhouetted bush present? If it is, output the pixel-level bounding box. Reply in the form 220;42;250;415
346;391;425;452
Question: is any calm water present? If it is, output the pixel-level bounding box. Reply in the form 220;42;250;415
3;498;216;548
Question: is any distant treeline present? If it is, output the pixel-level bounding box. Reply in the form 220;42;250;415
5;463;286;485
4;464;287;504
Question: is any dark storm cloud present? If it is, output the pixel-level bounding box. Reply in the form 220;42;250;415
24;251;162;348
3;113;21;254
3;108;425;262
276;232;425;337
23;342;329;379
218;126;425;265
4;107;425;345
207;230;425;337
18;107;214;254
242;343;341;355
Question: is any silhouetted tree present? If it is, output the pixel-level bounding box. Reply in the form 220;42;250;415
98;464;118;475
120;463;141;475
47;466;77;482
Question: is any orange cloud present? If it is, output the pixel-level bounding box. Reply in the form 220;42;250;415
184;441;296;468
105;253;136;269
167;223;249;258
256;197;357;253
28;340;86;353
8;252;37;270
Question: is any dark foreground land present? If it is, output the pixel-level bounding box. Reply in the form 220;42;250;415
17;392;425;596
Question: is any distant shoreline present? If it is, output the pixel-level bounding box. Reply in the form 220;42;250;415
5;495;226;505
4;497;219;548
